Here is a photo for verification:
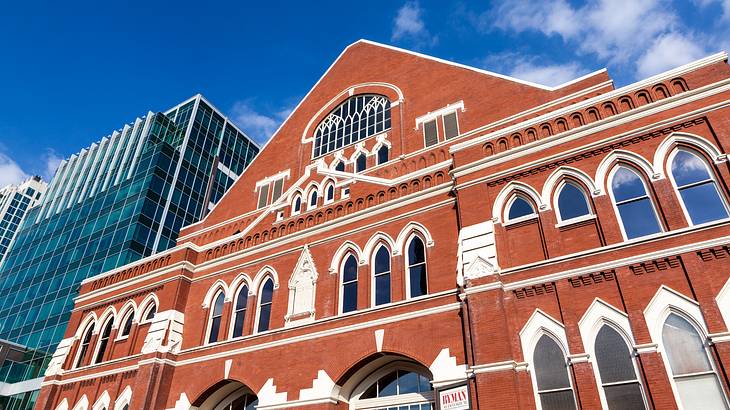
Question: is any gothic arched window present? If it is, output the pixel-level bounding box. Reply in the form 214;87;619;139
313;94;391;157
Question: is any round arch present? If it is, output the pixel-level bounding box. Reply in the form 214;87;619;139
191;379;259;410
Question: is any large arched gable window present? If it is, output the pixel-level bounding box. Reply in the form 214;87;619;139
555;181;592;222
406;235;428;298
256;278;275;333
313;94;392;157
609;165;662;239
669;148;729;225
207;291;226;343
372;245;392;306
92;317;114;364
74;322;95;368
341;254;359;313
232;283;249;338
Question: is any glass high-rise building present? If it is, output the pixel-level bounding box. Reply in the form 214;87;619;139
0;176;47;268
0;94;259;408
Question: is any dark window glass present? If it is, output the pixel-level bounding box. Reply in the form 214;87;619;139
257;184;269;209
257;279;274;332
271;178;284;202
611;167;661;239
508;196;535;220
326;185;335;202
145;303;156;321
208;292;225;343
75;323;95;368
362;370;433;400
374;246;391;306
443;112;459;139
557;183;590;221
377;145;389;165
671;150;728;225
120;311;133;337
93;319;113;364
407;237;427;298
293;196;302;213
233;285;248;338
335;161;345;172
594;325;646;409
424;120;438;147
534;335;576;410
342;254;358;313
309;190;318;208
356;154;367;173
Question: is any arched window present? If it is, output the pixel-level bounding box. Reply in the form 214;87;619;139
93;319;113;364
313;94;391;157
341;254;359;313
75;322;95;368
662;313;728;409
507;195;536;221
670;149;729;225
208;292;225;343
292;195;302;215
335;161;345;172
232;285;249;338
556;182;591;222
356;154;367;173
533;334;577;410
357;369;433;408
407;236;428;298
308;189;318;210
377;145;389;165
325;184;335;203
256;278;274;333
119;310;134;338
373;246;391;306
610;166;661;239
594;325;646;409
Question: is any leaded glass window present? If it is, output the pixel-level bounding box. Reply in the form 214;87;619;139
671;149;728;225
533;335;577;410
610;166;661;239
313;94;391;157
374;246;391;306
208;292;225;343
662;313;728;409
594;325;646;409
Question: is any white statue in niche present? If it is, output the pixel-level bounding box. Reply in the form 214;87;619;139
285;245;318;327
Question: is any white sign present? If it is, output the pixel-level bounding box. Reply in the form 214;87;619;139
439;384;469;410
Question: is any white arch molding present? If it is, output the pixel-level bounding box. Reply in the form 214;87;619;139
541;166;599;209
362;231;397;259
113;386;132;410
252;265;280;294
202;279;230;309
137;293;160;323
595;149;657;195
492;181;544;223
653;132;727;177
72;395;89;410
91;391;110;410
329;241;365;273
395;222;434;254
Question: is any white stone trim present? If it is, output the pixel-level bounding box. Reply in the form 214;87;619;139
202;280;230;309
716;275;730;331
492;181;543;223
329;241;366;274
91;391;110;410
138;293;159;324
113;386;132;410
415;101;465;128
72;395;89;410
541;166;599;213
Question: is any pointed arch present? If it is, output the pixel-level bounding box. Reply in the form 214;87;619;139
138;293;159;323
113;386;132;410
395;222;434;255
202;279;230;309
91;391;110;410
348;142;371;163
541;166;599;208
229;272;253;298
644;285;707;346
492;181;543;223
72;395;89;410
55;398;69;410
371;133;392;152
75;312;98;338
595;149;656;194
363;232;397;259
578;298;635;352
329;241;365;273
252;265;280;294
654;132;727;177
97;306;117;331
117;300;137;325
330;151;348;170
229;273;253;338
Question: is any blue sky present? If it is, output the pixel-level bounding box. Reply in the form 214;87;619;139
1;0;729;187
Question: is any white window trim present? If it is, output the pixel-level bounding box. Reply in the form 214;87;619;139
441;110;461;140
324;182;336;205
205;289;227;345
228;281;251;339
115;302;137;341
91;390;110;410
666;147;730;227
504;194;538;225
349;361;434;410
113;386;132;410
414;100;465;128
73;321;96;369
404;233;428;300
607;165;664;241
643;286;730;410
291;193;303;216
91;316;115;365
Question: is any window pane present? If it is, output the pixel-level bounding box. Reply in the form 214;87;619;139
258;185;269;208
399;371;419;394
676;374;728;410
309;191;318;207
257;305;271;332
508;196;534;220
146;304;156;320
534;335;571;391
294;197;301;212
326;185;334;201
672;150;711;186
121;314;133;336
209;317;221;343
443;112;459;140
595;325;637;384
379;371;398;397
409;265;427;297
603;383;645;410
335;162;345;172
375;247;390;274
343;255;358;282
662;313;712;375
236;286;249;310
272;178;284;202
539;390;576;410
212;292;225;316
233;311;245;338
617;199;661;239
680;182;728;225
408;237;425;264
375;273;391;305
612;167;647;202
378;146;389;165
261;279;274;304
558;183;590;221
357;154;367;173
343;282;358;313
424;120;438;147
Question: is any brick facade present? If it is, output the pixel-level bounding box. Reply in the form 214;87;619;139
35;40;730;410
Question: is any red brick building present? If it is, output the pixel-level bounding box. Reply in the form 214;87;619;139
35;40;730;410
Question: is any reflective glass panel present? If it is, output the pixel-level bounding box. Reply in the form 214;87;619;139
557;183;590;221
508;196;534;220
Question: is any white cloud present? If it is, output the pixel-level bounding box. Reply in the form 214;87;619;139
392;1;438;47
0;151;29;188
636;32;707;77
490;0;710;78
229;101;292;144
484;52;590;87
41;149;63;181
